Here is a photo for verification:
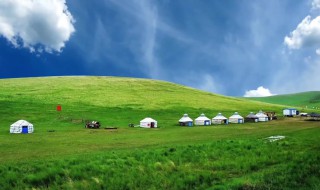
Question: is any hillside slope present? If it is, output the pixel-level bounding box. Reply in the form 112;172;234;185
248;91;320;109
0;76;282;111
1;77;320;189
0;76;285;129
0;76;286;158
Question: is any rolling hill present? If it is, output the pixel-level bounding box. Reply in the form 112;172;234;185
0;76;319;189
0;76;284;127
248;91;320;110
0;76;287;162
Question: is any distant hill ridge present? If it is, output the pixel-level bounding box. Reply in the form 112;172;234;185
248;91;320;109
0;76;283;113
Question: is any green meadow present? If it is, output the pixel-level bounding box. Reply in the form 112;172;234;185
0;76;319;189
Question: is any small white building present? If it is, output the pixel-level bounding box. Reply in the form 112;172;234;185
179;114;193;126
212;113;228;125
10;120;34;134
256;111;269;122
229;112;244;124
283;108;298;117
140;117;157;128
195;113;211;126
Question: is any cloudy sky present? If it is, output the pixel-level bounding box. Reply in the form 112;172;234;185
0;0;320;97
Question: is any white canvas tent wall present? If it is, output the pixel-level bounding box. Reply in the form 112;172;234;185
140;117;157;128
212;113;228;125
283;108;298;117
10;120;34;134
195;113;211;126
256;111;269;122
179;114;193;126
229;112;244;124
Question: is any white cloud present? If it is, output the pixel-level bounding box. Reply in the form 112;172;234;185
312;0;320;10
198;74;223;94
284;16;320;50
0;0;75;53
244;86;274;97
138;1;161;78
316;49;320;55
104;0;162;78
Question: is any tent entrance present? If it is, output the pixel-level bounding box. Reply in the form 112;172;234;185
150;122;155;128
22;126;28;134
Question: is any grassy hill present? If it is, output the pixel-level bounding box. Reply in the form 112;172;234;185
0;76;319;189
248;91;320;110
0;76;284;129
0;76;282;110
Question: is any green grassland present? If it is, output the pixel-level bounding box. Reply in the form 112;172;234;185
0;76;319;189
248;91;320;110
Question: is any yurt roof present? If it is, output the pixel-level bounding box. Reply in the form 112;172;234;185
229;112;243;119
195;113;210;121
179;114;193;122
10;120;33;127
246;112;259;118
140;117;157;123
213;113;227;120
256;110;268;118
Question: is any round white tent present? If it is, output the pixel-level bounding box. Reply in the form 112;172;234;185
10;120;34;134
140;117;157;128
179;114;193;126
229;112;244;124
212;113;228;125
245;112;259;123
256;111;269;122
195;113;211;126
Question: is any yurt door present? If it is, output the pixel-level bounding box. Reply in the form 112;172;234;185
150;122;155;128
22;126;28;134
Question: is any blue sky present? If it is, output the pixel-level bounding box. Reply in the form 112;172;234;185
1;0;320;96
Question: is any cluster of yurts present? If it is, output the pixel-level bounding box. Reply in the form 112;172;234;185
178;111;269;126
139;111;269;128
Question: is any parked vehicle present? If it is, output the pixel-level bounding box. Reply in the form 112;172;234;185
85;121;101;129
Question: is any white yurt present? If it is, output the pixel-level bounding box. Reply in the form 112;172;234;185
245;112;259;123
140;117;157;128
179;114;193;126
229;112;244;124
10;120;34;134
195;113;211;126
256;110;269;122
212;113;228;125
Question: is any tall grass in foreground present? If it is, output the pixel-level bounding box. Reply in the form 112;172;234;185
1;137;319;190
